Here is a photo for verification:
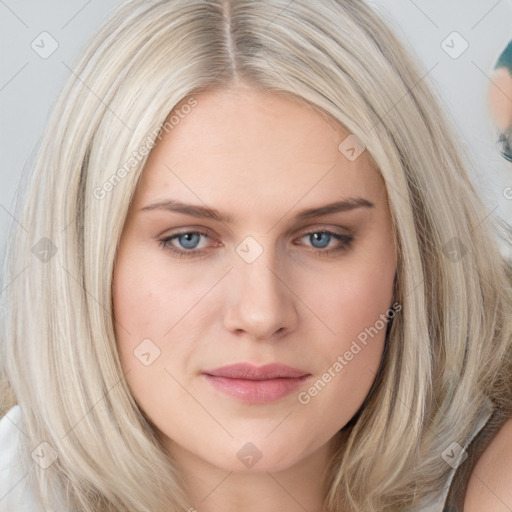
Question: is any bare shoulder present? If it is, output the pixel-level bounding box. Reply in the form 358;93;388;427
463;417;512;511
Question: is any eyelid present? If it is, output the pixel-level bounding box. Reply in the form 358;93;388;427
296;223;352;236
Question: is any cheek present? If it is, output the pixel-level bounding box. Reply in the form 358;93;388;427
306;242;395;343
112;243;192;334
298;255;395;427
112;246;184;412
112;243;215;386
112;245;176;369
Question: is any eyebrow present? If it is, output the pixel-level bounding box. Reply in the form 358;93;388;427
139;197;374;223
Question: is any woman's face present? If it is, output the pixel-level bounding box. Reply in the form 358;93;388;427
112;85;397;475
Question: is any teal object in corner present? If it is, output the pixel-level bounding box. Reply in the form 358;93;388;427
495;40;512;72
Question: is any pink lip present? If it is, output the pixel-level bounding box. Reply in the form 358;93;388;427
202;363;311;404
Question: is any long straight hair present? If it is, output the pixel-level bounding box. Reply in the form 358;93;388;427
1;0;512;510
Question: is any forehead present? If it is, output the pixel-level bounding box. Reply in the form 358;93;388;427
133;86;384;211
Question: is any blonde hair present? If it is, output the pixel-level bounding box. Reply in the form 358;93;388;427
1;0;512;510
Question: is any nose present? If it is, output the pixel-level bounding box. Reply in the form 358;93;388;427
223;245;299;341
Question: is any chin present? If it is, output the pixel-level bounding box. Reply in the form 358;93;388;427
209;437;308;474
216;453;301;474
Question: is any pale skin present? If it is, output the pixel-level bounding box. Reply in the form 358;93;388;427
112;84;396;511
111;84;512;510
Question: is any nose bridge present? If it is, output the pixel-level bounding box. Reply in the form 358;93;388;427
238;244;283;300
224;236;297;338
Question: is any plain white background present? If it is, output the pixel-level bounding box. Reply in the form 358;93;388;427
0;0;511;267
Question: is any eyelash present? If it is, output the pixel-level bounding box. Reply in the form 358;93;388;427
158;229;354;258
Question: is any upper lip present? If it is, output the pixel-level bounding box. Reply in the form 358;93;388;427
203;363;309;380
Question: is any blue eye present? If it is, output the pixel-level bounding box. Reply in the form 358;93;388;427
159;230;209;257
175;232;202;249
299;231;354;255
158;229;353;258
308;232;333;249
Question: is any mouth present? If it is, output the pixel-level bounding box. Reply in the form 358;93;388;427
201;363;311;404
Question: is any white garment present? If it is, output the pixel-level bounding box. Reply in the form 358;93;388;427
0;402;494;511
0;405;47;511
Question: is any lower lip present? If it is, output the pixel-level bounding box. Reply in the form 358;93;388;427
203;374;310;404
